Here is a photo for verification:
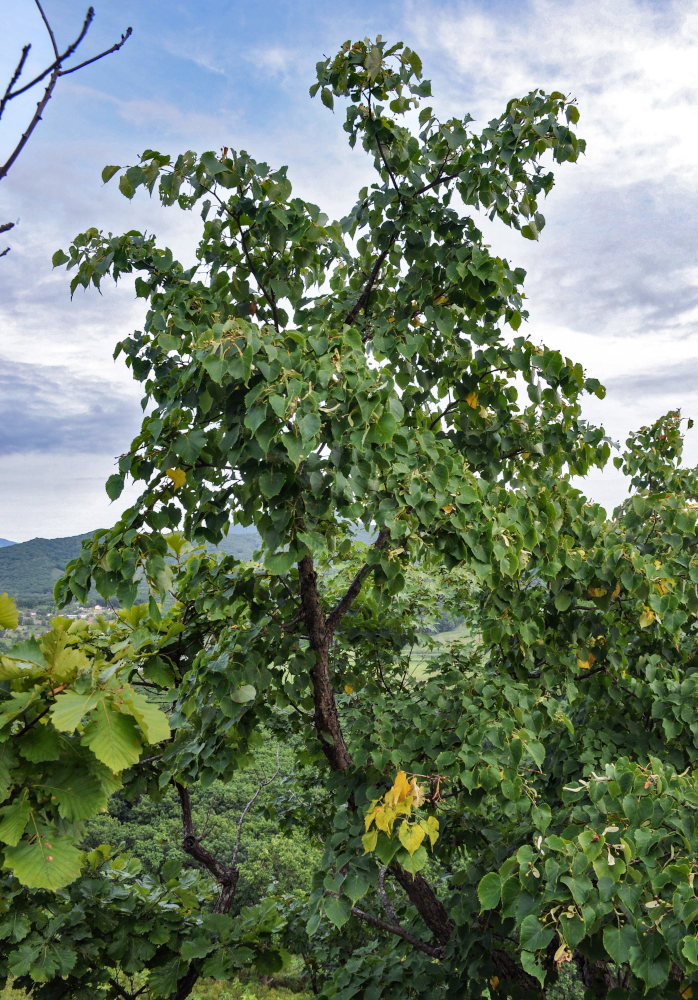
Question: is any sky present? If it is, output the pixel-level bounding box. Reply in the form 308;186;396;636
1;0;697;542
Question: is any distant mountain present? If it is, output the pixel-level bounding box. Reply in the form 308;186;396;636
0;538;15;547
0;529;261;604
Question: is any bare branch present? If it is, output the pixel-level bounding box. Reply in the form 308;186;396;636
0;46;30;120
7;7;95;101
231;744;281;868
0;220;14;258
35;0;60;58
174;780;235;885
326;529;388;635
0;4;131;207
59;26;133;78
0;69;59;182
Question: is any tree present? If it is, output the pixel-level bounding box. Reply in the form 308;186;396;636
1;2;132;257
2;36;698;999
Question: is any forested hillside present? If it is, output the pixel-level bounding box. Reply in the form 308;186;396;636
0;529;261;603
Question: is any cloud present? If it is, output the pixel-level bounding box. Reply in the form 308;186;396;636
0;358;141;456
411;0;698;185
604;363;698;401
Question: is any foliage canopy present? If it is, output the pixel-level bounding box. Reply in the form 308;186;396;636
2;36;698;1000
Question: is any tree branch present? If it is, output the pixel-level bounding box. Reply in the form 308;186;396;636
345;240;396;325
325;530;388;635
324;890;442;958
235;220;281;331
174;780;237;887
231;745;281;868
5;6;95;103
298;554;353;773
0;46;30;120
0;5;131;187
367;90;403;201
58;27;133;78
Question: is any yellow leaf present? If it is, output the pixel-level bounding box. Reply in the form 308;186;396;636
611;582;621;599
465;391;478;409
680;986;693;999
577;651;595;670
166;468;186;490
398;821;425;856
433;293;449;305
362;829;378;854
420;814;439;847
639;605;656;628
554;943;573;965
441;503;454;515
0;592;18;630
365;801;380;831
344;683;354;695
588;585;607;598
410;778;426;808
388;770;412;805
489;976;500;990
375;805;396;835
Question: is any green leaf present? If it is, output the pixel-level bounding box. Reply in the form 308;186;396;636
180;934;214;961
521;221;539;241
344;870;371;905
105;474;124;501
121;690;171;744
50;691;97;732
82;702;143;771
628;942;670;989
554;591;573;612
364;45;382;81
0;800;32;846
399;844;428;874
320;88;334;110
51;249;69;267
477;871;501;911
49;769;109;822
527;741;546;769
3;835;82;890
520;950;545;987
2;637;47;669
118;174;135;199
520;913;555;952
231;685;256;704
101;164;120;183
324;895;351;929
265;550;295;575
603;923;636;965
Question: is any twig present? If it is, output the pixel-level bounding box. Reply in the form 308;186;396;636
323;890;442;958
0;6;131;184
345;242;396;325
231;744;281;868
0;46;30;120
